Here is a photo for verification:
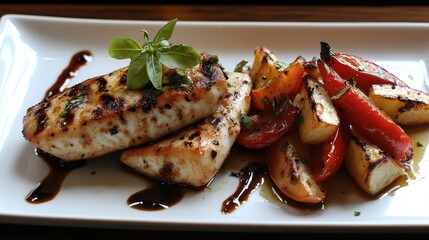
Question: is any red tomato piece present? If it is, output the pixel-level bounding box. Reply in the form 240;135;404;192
236;100;299;149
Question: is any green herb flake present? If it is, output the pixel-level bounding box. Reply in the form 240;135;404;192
354;211;361;217
274;60;288;69
234;59;248;72
364;149;371;159
272;98;284;117
167;70;191;90
108;18;202;90
417;142;424;147
60;95;88;117
240;112;253;130
208;55;225;71
376;67;385;79
358;63;366;71
331;78;356;101
331;85;351;101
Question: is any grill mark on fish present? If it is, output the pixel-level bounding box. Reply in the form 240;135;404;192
140;89;160;113
33;100;50;135
97;77;108;92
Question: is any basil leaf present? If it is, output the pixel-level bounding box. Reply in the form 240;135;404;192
108;19;202;90
142;30;150;43
127;54;149;90
155;40;171;52
160;45;202;69
153;18;177;43
146;53;162;90
108;38;143;60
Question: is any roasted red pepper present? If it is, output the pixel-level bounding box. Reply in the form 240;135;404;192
236;100;299;149
317;59;413;164
320;41;408;94
311;116;350;182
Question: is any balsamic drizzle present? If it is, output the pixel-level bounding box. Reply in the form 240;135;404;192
26;50;92;204
221;162;267;214
44;50;92;99
26;148;86;203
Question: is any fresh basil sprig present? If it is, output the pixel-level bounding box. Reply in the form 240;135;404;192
108;18;202;90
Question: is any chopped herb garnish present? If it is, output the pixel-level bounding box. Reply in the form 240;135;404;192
331;85;351;101
240;112;253;130
417;142;423;147
364;149;371;159
234;59;248;72
108;18;202;90
208;54;225;71
60;95;88;117
376;67;385;78
331;78;356;101
166;70;191;90
272;98;284;116
274;60;288;69
358;63;366;71
354;211;361;216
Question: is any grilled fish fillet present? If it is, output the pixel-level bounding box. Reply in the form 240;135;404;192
22;53;228;161
120;72;252;187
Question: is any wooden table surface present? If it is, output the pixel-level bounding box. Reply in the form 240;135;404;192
2;4;429;22
1;3;429;239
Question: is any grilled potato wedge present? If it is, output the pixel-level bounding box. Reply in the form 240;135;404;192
249;46;283;90
369;84;429;125
293;76;339;144
344;129;406;196
265;129;325;204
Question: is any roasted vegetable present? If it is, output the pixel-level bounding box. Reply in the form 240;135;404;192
265;129;325;204
311;116;350;182
249;46;283;90
344;129;406;196
369;84;429;125
293;76;339;145
250;56;305;110
236;100;299;149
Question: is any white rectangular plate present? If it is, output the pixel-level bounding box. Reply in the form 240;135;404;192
1;14;429;231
